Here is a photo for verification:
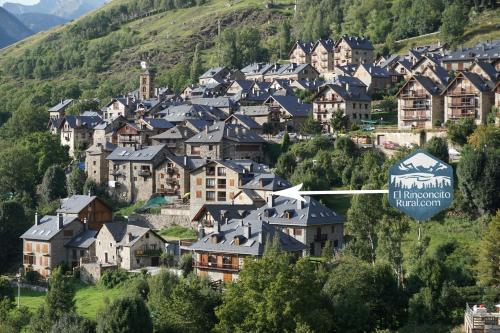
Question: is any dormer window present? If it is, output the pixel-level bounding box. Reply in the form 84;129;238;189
284;210;294;219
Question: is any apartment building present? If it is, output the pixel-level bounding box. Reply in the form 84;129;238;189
154;155;204;198
396;76;444;129
107;144;169;202
289;41;314;65
311;38;335;74
334;36;374;66
190;219;306;282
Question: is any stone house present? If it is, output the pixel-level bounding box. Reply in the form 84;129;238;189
56;195;113;231
59;115;102;157
48;99;73;119
92;116;128;147
311;38;335;74
199;67;232;85
243;195;345;256
86;142;117;186
288;41;314;65
65;229;97;269
396;76;445;129
289;79;324;93
442;71;495;125
107;144;170;203
154;155;204;198
225;80;255;96
241;63;275;81
21;214;85;277
236;106;280;129
238;172;290;202
189;159;266;218
353;64;394;94
190;97;236;116
95;221;165;270
334;36;374;66
150;125;196;155
189;219;306;282
103;97;137;120
191;203;256;232
312;82;371;132
441;41;500;71
224;114;262;134
185;122;265;162
263;95;312;131
116;122;144;148
263;63;319;82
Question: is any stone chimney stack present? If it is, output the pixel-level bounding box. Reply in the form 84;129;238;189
297;199;304;210
197;223;205;239
83;218;88;231
243;224;251;239
35;212;41;226
267;194;275;208
58;213;64;230
128;232;133;243
214;221;220;234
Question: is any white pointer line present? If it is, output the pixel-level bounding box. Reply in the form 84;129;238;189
272;184;389;202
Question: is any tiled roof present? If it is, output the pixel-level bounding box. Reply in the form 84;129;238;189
189;219;306;256
241;63;275;75
142;118;174;129
20;215;80;241
317;83;371;102
237;106;272;116
101;221;162;247
314;38;335;52
86;142;117;154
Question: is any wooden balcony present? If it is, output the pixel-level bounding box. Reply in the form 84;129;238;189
447;110;476;119
400;92;428;99
447;89;477;97
194;261;241;272
401;111;431;120
401;104;429;110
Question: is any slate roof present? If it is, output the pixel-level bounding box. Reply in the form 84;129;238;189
61;115;102;129
237;106;272;116
106;144;167;162
20;215;80;241
150;125;195;140
100;221;163;247
142;118;174;129
190;97;234;109
442;43;500;63
229;80;255;92
272;63;316;76
230;90;270;104
317;83;371;102
240;173;291;191
192;159;268;174
379;54;402;69
336;36;374;50
48;99;73;112
244;196;345;227
241;63;275;76
397;59;413;72
357;64;391;78
225;114;262;130
291;79;324;91
158;104;223;123
313;38;335;52
397;76;443;97
167;155;205;170
473;61;499;82
290;41;314;55
330;75;367;87
265;95;312;117
185;122;265;144
456;71;494;91
253;81;272;91
65;229;97;249
189;219;306;256
185;119;211;132
86;142;117;154
192;203;258;223
199;67;228;79
57;195;97;214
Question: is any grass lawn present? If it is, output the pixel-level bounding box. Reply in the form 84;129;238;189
371;111;398;125
159;225;197;241
13;283;124;320
114;200;145;216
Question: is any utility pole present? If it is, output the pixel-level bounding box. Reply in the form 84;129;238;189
217;19;221;67
16;268;21;308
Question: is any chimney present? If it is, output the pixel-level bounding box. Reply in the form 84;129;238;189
58;213;64;230
258;231;263;244
35;212;41;226
197;223;205;239
214;221;220;233
297;199;304;210
184;155;188;165
239;219;244;227
83;218;88;231
128;232;133;243
345;83;349;91
205;125;209;133
243;224;251;239
267;195;275;208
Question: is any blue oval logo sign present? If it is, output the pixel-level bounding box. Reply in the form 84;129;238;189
389;150;454;221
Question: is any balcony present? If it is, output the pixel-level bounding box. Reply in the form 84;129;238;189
447;89;477;97
400;92;428;99
193;261;241;272
135;249;162;257
138;169;152;177
448;110;476;119
314;234;328;242
401;112;431;120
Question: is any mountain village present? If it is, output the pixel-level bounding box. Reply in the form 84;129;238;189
8;31;500;332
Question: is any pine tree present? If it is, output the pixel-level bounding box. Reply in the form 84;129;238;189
477;211;500;286
41;165;67;203
46;267;75;322
190;44;203;84
67;167;86;196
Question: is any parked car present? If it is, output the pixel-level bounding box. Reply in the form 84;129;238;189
383;141;400;150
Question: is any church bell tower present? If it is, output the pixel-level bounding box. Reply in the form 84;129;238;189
139;61;155;100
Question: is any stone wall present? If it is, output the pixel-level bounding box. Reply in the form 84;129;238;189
129;208;192;230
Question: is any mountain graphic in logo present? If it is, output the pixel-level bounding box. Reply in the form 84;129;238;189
391;152;452;190
388;150;454;221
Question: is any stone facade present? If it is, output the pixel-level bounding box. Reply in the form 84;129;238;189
334;36;374;66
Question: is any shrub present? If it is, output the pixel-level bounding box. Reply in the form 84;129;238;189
99;269;129;288
178;253;193;277
24;271;41;284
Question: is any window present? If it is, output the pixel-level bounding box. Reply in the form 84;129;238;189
196;178;202;186
206;179;215;189
206;191;215;201
196;191;202;198
353;113;357;119
217;179;226;189
146;233;149;239
80;250;85;257
134;177;137;181
365;104;368;109
229;179;235;187
93;161;96;166
331;225;336;233
353;103;356;109
217;191;227;201
209;145;214;151
217;167;226;176
110;243;113;247
294;228;302;236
